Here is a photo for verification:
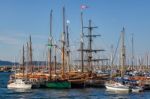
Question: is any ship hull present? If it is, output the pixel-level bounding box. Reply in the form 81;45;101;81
105;85;130;91
7;84;32;89
105;82;130;92
45;81;71;89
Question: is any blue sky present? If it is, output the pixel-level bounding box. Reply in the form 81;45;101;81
0;0;150;63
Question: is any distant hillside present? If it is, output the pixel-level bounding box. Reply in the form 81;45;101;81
0;60;60;66
0;60;18;66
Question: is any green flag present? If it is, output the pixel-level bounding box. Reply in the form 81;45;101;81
48;44;52;48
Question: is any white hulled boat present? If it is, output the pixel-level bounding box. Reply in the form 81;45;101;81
105;81;130;92
131;86;143;92
7;79;32;89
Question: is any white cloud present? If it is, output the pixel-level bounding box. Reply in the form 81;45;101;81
33;34;47;39
0;36;19;45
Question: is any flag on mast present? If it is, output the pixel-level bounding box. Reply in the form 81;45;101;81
80;5;88;9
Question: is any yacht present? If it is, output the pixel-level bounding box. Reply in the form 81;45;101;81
105;79;130;92
7;79;32;89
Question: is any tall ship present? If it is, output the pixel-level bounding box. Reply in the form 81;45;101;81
44;7;71;89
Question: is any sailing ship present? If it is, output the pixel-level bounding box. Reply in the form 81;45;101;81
70;10;109;88
44;8;71;89
105;28;130;92
83;20;108;87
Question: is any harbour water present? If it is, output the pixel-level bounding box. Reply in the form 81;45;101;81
0;72;150;99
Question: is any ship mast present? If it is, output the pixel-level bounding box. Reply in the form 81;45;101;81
54;45;57;76
26;42;29;76
61;7;66;76
48;9;53;80
110;45;114;77
146;53;149;69
120;27;126;77
29;35;33;73
131;33;134;70
84;20;102;71
80;12;84;72
66;23;70;72
22;45;25;77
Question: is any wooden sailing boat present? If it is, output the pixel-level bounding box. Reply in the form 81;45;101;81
105;27;130;92
83;20;108;87
45;8;71;89
67;10;86;88
70;12;108;88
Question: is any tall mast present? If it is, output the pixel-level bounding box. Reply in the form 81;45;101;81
54;45;57;75
66;23;70;72
110;44;114;78
48;9;53;80
22;45;25;77
131;33;134;70
61;6;66;76
146;53;149;69
120;27;126;77
85;20;98;71
110;45;114;68
80;11;84;72
88;20;93;71
29;35;33;73
26;42;29;76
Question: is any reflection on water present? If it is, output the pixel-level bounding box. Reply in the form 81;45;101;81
0;72;11;88
106;89;130;94
8;88;31;93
